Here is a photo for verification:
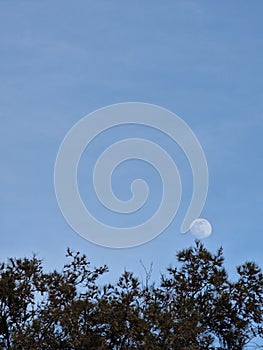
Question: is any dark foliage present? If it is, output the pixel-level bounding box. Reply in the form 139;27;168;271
0;241;262;349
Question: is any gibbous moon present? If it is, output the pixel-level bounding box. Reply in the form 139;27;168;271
190;218;212;239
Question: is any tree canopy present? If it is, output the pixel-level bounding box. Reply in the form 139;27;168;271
0;241;262;349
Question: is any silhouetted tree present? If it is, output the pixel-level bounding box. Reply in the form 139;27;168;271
0;242;262;349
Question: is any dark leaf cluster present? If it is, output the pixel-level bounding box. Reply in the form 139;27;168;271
0;242;262;349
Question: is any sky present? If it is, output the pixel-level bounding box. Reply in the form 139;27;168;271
1;1;263;288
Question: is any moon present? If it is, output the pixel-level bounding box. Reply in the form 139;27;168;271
190;218;212;239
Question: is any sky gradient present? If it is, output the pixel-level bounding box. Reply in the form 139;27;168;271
1;1;263;286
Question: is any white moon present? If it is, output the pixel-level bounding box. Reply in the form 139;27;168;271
190;218;212;239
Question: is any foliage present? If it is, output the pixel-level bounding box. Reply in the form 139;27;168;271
0;242;262;349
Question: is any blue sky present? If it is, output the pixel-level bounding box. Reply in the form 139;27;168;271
1;1;262;285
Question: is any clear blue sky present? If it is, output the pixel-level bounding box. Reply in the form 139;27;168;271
1;1;262;284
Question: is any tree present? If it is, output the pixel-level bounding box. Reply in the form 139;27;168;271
0;242;262;349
